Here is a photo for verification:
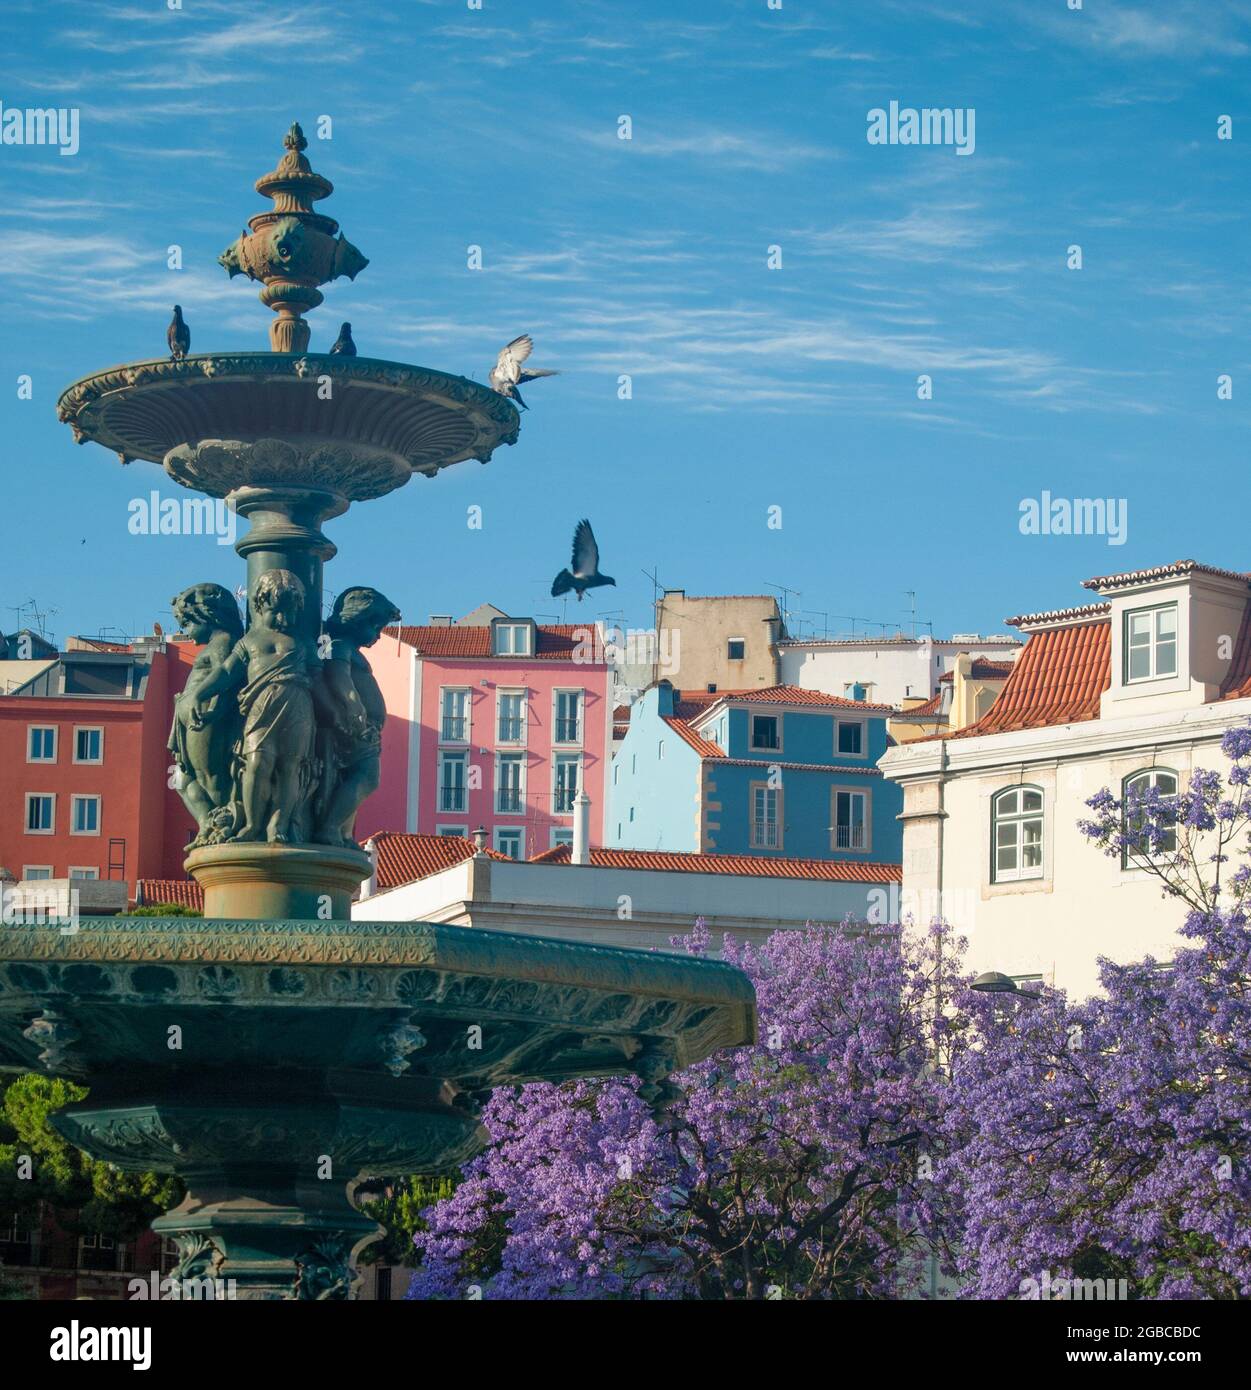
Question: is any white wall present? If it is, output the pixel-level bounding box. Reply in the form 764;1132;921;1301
778;639;1018;707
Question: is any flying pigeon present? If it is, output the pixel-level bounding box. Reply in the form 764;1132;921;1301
489;334;558;411
167;305;190;361
330;322;356;356
551;519;615;602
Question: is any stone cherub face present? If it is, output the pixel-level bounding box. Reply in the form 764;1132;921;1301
327;587;400;648
171;583;243;645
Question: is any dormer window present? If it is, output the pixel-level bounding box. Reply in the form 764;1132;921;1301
493;622;532;657
1124;604;1177;683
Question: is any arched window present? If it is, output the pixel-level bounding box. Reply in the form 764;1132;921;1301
991;786;1044;883
1122;768;1178;866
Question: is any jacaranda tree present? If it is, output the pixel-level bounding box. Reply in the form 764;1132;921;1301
939;724;1251;1299
410;919;969;1300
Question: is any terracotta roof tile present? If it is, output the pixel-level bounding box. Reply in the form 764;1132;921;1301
1082;559;1250;593
135;879;203;910
367;831;509;889
661;714;725;758
706;684;895;712
528;844;900;883
1006;601;1111;629
387;624;604;661
936;618;1110;740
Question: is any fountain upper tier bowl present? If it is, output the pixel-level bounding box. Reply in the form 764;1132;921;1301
56;352;521;501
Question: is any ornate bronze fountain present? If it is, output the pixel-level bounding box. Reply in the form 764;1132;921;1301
0;125;756;1299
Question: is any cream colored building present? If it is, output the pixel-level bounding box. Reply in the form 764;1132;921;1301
880;560;1251;999
654;591;784;693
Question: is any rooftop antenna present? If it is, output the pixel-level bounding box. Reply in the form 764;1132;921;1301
803;609;831;639
643;567;665;686
763;582;801;637
7;597;59;642
905;590;917;639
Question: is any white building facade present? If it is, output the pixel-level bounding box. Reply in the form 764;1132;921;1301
880;561;1251;999
777;634;1020;707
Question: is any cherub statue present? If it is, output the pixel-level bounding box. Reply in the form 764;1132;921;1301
312;586;401;849
191;569;316;844
168;583;244;846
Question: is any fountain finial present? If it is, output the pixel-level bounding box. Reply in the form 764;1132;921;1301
218;122;369;354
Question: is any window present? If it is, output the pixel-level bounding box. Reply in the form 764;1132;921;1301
440;688;470;743
25;794;54;834
494;623;531;656
68;866;99;880
438;752;468;813
551;828;574;849
497;691;525;744
554;690;582;744
991;786;1044;882
836;720;865;756
27;726;56;763
727;638;746;661
436;824;468;838
833;790;868;851
73;727;103;764
494;827;525;860
22;866;53;880
496;753;524;813
71;795;100;835
750;785;780;849
613;763;619;786
1124;604;1178;683
658;740;664;760
553;753;580;814
751;714;780;751
1122;769;1179;866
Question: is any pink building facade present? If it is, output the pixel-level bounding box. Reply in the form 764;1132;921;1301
358;615;610;858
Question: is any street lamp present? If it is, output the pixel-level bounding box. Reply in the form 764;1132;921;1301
970;971;1041;1004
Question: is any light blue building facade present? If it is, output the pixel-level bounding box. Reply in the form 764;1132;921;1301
609;682;903;863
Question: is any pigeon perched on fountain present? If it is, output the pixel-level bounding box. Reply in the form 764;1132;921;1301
551;519;616;602
167;305;190;361
489;334;558;411
330;322;356;356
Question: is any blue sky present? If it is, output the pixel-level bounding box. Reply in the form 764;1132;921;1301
0;0;1247;646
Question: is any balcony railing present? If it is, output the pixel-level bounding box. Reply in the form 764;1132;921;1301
835;824;866;850
750;822;780;849
441;717;467;742
497;717;524;743
554;718;581;743
497;790;523;814
439;787;466;813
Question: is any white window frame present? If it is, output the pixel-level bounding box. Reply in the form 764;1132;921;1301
494;623;531;656
1121;768;1179;868
727;637;746;661
27;725;57;764
552;752;581;815
991;785;1045;883
493;826;525;859
832;787;871;853
70;794;101;836
437;751;469;814
439;687;471;744
1123;603;1178;684
435;824;469;839
73;725;104;765
25;793;55;835
550;827;574;850
835;718;867;759
552;688;583;746
496;688;527;746
68;866;100;879
22;865;53;880
495;751;526;815
749;781;782;850
750;712;782;753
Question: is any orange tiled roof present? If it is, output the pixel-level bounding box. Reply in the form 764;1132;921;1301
673;688;746;719
965;657;1016;680
938;618;1110;740
895;691;945;719
135;879;203;910
661;714;724;758
367;831;509;889
387;624;604;661
1082;559;1250;593
701;684;895;713
528;843;900;882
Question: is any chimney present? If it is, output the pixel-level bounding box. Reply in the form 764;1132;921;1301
572;790;591;865
428;615;453;627
360;836;378;900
